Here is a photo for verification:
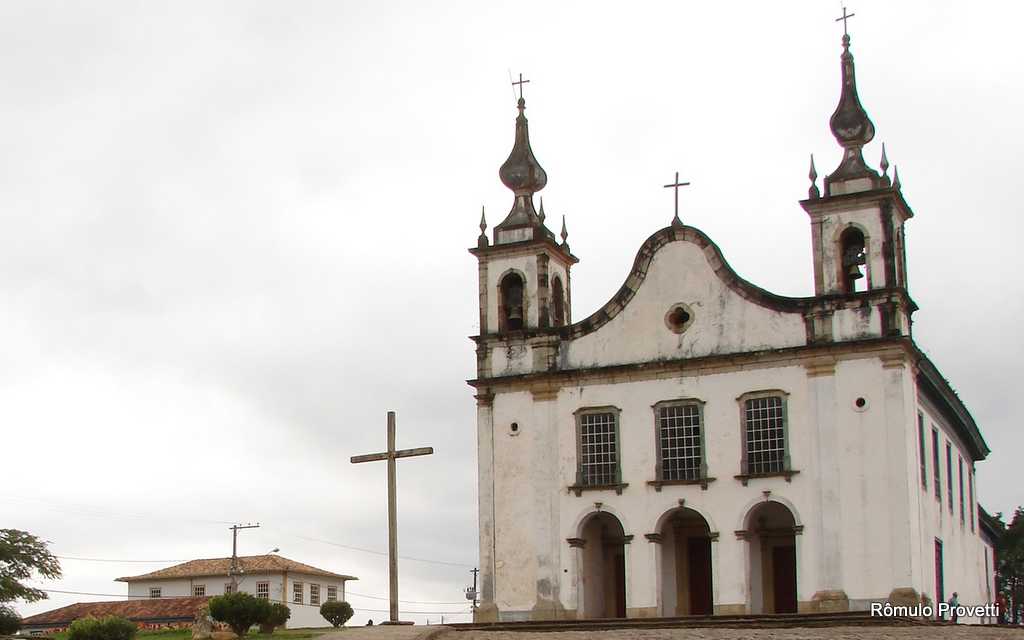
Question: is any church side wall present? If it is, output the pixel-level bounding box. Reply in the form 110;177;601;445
914;394;991;621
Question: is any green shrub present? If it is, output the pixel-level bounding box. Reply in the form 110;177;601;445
67;615;136;640
208;593;270;637
0;605;21;635
263;602;290;628
319;601;353;628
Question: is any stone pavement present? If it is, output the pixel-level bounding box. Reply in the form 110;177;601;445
322;624;1021;640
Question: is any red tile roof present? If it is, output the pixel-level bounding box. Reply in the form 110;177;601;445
115;554;356;582
21;597;209;627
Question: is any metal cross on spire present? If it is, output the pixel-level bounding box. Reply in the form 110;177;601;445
350;411;434;625
511;73;530;101
663;171;691;227
835;5;855;35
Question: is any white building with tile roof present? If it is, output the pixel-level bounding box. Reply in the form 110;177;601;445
116;554;356;628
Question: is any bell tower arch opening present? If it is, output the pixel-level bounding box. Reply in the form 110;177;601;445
838;226;867;293
498;271;525;332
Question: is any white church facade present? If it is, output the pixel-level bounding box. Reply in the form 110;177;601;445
468;32;995;621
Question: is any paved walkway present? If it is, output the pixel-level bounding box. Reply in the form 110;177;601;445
322;624;1020;640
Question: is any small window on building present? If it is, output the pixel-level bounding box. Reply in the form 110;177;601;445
946;442;953;513
310;583;321;606
149;587;161;599
969;469;976;533
327;586;338;602
743;394;788;475
656;401;704;482
293;582;303;604
193;585;206;597
576;409;620;487
958;455;965;525
918;413;927;490
499;272;525;331
932;428;941;501
257;582;269;600
551;276;565;326
224;583;234;595
839;226;867;293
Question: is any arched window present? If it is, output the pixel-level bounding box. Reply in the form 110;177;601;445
499;272;525;331
839;227;867;293
551;276;565;326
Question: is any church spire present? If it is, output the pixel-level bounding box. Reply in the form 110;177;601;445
826;27;877;188
497;95;547;228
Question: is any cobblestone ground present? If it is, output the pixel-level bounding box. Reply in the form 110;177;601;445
323;624;1023;640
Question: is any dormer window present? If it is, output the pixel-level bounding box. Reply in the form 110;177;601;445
551;276;565;326
839;226;867;293
499;272;525;331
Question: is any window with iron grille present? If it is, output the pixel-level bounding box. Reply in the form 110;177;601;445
293;582;303;604
310;584;320;606
327;585;338;602
576;410;619;486
257;582;269;600
946;442;953;512
932;428;941;501
657;402;703;481
192;585;206;597
149;588;161;599
743;395;786;475
223;583;234;595
918;413;927;489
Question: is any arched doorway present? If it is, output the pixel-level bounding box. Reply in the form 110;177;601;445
657;508;713;616
579;512;627;618
745;501;798;614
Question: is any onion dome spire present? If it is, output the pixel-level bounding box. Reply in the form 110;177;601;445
494;93;549;241
826;29;878;187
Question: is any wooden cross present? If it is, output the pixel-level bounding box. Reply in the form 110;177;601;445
512;72;530;100
835;5;855;35
663;171;691;225
351;411;434;624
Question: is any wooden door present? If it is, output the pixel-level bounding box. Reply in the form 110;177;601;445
687;537;713;615
771;546;797;613
613;552;626;617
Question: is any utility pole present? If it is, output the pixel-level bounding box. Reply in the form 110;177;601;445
465;567;479;611
228;523;260;592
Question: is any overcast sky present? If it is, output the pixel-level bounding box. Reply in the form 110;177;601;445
3;0;1021;626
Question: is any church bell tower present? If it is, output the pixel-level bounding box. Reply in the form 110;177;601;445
801;28;915;338
469;90;577;347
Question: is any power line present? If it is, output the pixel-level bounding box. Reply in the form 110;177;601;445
270;529;473;568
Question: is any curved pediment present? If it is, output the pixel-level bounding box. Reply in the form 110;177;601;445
562;226;811;368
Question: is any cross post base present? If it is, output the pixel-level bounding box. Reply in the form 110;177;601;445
379;621;415;626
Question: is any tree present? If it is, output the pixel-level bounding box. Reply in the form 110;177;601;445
319;601;353;628
208;592;270;638
0;529;62;604
996;507;1024;624
0;605;21;635
258;602;290;634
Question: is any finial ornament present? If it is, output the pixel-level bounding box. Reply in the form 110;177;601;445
560;215;569;245
892;165;901;190
478;205;489;248
538;196;546;224
835;5;855;36
880;143;889;176
808;154;820;199
663;171;690;228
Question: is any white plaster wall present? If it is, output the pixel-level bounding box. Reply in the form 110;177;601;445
485;353;992;619
566;241;806;369
913;397;991;622
831;305;882;341
125;573;346;628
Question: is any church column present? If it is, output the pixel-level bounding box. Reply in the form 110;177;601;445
530;386;564;618
881;353;918;604
805;358;848;611
475;391;499;622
